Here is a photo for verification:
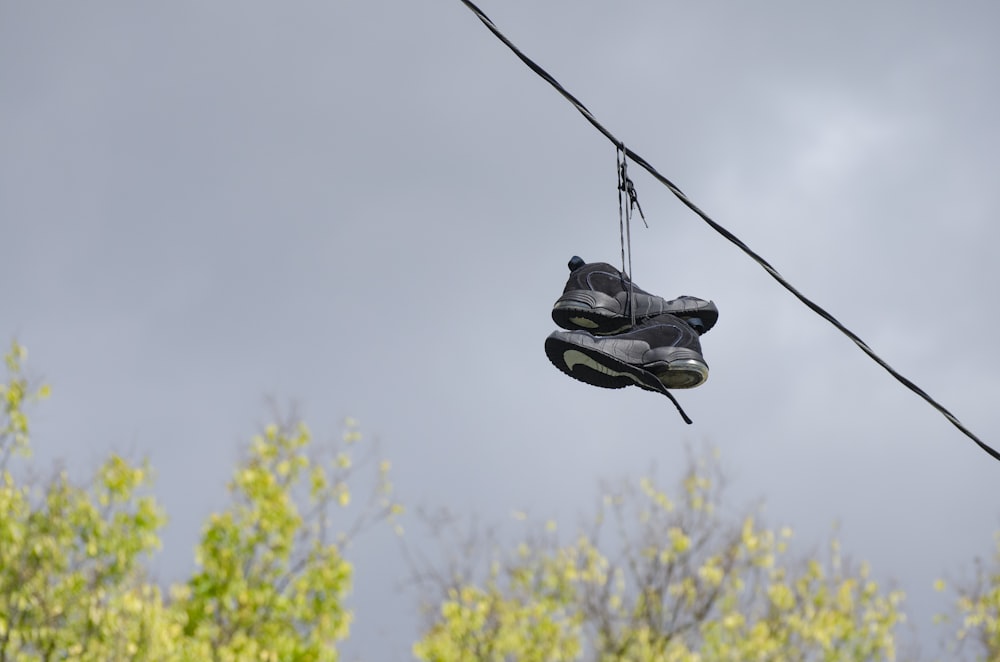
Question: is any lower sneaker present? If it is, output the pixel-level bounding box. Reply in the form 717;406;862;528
544;313;709;391
551;256;718;336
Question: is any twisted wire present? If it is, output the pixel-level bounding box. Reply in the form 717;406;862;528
457;0;997;461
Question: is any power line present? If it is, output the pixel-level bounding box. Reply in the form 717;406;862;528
457;0;999;463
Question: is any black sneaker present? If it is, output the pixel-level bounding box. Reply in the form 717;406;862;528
544;312;709;391
551;256;718;336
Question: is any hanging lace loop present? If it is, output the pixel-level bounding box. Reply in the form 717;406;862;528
617;146;646;329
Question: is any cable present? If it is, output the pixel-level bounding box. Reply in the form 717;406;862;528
457;0;999;462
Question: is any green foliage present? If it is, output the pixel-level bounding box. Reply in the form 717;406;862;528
10;338;1000;661
176;421;355;661
0;340;399;661
414;459;904;661
1;340;168;659
939;532;1000;661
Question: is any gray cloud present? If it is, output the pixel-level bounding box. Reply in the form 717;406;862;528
2;1;999;658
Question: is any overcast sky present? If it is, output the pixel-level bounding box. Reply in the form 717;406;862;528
2;1;999;659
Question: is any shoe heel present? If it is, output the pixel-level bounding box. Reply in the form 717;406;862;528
651;359;709;389
552;290;629;334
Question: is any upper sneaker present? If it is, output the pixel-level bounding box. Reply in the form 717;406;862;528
551;256;718;336
545;312;709;392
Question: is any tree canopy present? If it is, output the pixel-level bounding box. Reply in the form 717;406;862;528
0;340;398;661
412;460;903;662
1;339;999;661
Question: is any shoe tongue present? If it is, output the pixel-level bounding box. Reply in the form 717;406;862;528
568;255;586;272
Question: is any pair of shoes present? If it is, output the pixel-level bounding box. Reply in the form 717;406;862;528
545;256;717;394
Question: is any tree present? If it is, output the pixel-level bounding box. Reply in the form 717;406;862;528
0;340;400;661
412;455;904;661
939;533;1000;662
11;337;1000;660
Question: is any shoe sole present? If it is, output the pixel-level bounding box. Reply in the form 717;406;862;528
553;290;718;335
544;332;708;392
